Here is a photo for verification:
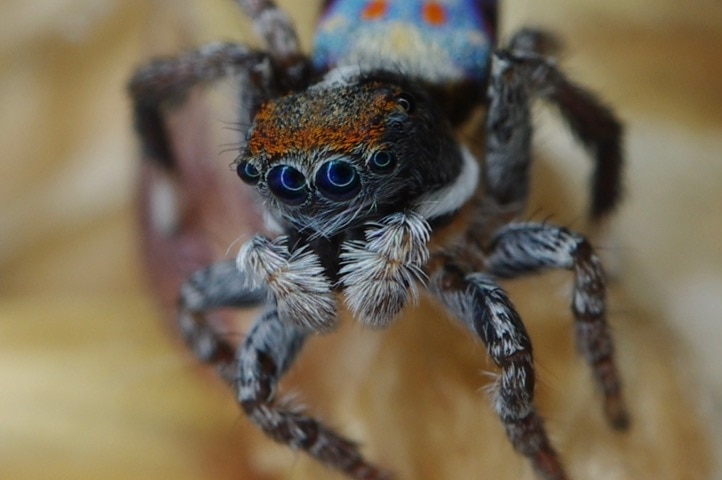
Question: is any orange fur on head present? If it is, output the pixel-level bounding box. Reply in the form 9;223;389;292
248;82;403;159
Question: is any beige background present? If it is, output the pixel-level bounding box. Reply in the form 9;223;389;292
1;0;721;479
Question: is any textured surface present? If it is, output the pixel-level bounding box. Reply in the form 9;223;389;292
1;0;721;479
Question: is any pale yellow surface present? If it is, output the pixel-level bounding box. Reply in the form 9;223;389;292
1;1;721;479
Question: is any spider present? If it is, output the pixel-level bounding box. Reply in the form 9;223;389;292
129;1;628;479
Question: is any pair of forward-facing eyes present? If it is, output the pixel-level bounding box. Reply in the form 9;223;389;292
235;150;397;205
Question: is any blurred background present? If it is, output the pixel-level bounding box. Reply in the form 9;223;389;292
1;0;720;479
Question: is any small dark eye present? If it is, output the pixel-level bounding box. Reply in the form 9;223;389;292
236;160;261;185
369;150;397;174
395;92;416;114
315;160;361;201
267;165;308;205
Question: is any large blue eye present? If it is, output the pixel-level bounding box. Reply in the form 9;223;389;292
369;150;396;174
236;160;261;185
315;160;361;201
267;165;308;205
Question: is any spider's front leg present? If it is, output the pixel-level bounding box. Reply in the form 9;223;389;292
430;266;567;480
486;222;629;429
178;260;266;381
237;307;391;480
339;212;432;328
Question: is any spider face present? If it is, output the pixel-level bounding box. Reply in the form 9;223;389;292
235;73;463;236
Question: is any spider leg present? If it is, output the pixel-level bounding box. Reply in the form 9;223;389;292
430;267;567;480
511;28;624;219
177;262;389;479
237;307;393;480
487;36;624;219
129;43;279;311
234;0;310;87
177;260;266;380
180;260;267;316
508;28;563;58
484;50;533;217
129;43;278;167
485;222;630;429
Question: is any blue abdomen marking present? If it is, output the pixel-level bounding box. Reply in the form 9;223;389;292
314;0;498;85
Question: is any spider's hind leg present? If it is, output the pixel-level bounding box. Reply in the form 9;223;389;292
486;32;624;219
129;43;279;168
129;44;282;310
233;0;310;87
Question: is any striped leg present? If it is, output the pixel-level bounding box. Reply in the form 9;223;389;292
237;308;392;480
177;260;267;381
178;261;390;478
486;223;629;429
431;267;567;480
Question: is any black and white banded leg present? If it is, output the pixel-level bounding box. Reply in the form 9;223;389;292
237;307;392;480
486;223;629;429
178;261;390;478
486;34;624;219
178;260;266;380
431;267;567;480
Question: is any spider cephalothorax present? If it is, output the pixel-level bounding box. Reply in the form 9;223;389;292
129;1;628;479
234;70;482;333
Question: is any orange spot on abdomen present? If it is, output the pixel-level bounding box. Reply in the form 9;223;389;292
422;2;447;26
362;0;387;21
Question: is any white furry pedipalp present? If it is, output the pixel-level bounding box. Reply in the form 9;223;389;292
236;235;337;331
339;212;431;328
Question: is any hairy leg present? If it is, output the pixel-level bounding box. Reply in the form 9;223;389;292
431;266;567;480
177;260;388;478
237;307;392;480
484;50;533;216
130;43;278;312
177;260;266;381
129;43;278;166
234;0;309;86
486;33;624;219
485;222;629;429
510;28;623;218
